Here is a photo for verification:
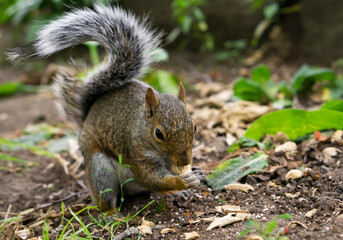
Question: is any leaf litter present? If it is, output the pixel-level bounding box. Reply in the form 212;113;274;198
1;72;343;239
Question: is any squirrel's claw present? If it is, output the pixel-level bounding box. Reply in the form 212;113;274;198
182;172;200;188
172;189;193;199
191;167;207;181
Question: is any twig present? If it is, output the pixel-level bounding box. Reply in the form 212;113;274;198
0;212;19;216
113;226;138;240
77;180;88;191
4;204;12;220
35;192;85;210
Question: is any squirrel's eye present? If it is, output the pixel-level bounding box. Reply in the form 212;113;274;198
155;128;164;141
194;124;197;134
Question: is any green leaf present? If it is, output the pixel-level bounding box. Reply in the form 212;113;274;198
278;213;292;219
263;3;279;19
251;65;271;85
192;7;204;21
145;70;180;95
0;82;23;96
207;152;268;189
244;109;343;140
233;78;270;103
181;15;192;34
123;178;135;186
292;64;335;94
121;164;131;168
278;82;293;98
0;82;41;97
239;137;264;149
262;219;277;236
100;189;113;194
118;154;122;165
227;142;240;153
321;100;343;112
151;48;169;63
251;18;272;47
166;27;181;43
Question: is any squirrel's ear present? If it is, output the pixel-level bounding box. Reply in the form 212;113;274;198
178;81;186;103
146;87;159;117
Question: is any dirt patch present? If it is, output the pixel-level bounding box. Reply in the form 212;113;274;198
1;63;343;239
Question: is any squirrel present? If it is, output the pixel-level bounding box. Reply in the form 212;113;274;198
8;5;205;213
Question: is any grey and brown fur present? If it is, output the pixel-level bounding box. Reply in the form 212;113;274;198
8;5;205;212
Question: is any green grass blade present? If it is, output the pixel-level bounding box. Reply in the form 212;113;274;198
0;153;29;170
69;209;92;239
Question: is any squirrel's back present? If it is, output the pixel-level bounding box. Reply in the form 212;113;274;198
7;5;161;127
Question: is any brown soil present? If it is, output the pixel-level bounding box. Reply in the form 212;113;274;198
1;58;343;240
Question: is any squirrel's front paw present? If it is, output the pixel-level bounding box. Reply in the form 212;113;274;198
168;189;193;200
191;167;207;181
181;171;200;188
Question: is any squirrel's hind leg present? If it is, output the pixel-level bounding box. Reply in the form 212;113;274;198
87;152;119;213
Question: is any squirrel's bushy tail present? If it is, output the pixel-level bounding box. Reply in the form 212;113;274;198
7;5;160;127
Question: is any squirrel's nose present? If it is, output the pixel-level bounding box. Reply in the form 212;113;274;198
179;149;192;166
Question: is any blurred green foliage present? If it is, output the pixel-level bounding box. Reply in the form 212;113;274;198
233;64;342;108
248;0;301;46
168;0;214;52
215;39;247;62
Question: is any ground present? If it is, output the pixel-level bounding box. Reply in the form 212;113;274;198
1;54;343;240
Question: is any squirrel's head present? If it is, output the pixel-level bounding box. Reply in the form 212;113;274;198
145;82;196;166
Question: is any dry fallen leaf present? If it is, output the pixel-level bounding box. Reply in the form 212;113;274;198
206;212;251;231
321;147;341;164
246;235;263;240
275;141;297;154
160;228;177;234
14;226;34;240
285;192;300;199
217;204;242;214
137;219;155;235
331;130;343;144
224;183;255;193
285;169;303;181
268;181;282;189
305;209;317;218
183;231;200;240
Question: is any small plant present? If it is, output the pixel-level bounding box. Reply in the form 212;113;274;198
155;197;166;214
215;39;247;62
233;64;339;108
237;213;292;240
227;137;273;153
168;0;214;52
116;154;135;212
248;0;301;47
233;65;291;106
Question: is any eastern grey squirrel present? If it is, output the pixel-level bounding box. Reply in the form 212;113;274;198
8;5;205;213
